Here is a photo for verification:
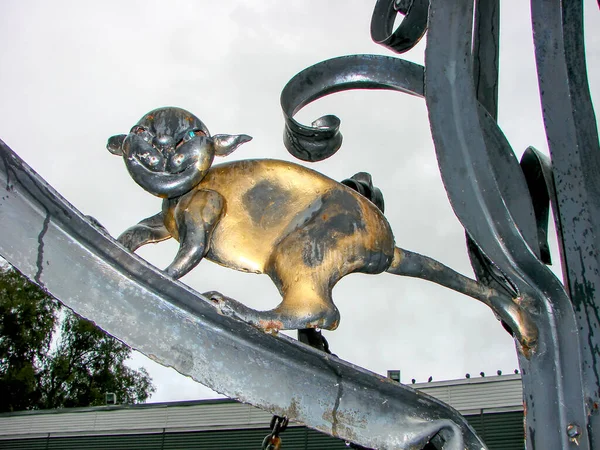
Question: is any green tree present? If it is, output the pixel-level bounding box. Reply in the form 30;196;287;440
0;264;155;412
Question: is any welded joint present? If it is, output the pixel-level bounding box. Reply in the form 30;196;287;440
490;293;538;358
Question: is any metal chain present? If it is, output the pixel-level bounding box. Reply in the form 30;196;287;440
261;415;289;450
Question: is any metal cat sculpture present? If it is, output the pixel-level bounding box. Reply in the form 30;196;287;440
108;106;535;343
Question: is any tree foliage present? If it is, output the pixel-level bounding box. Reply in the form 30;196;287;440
0;264;155;412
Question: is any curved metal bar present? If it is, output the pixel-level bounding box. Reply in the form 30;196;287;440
0;140;487;450
531;0;600;444
477;105;541;262
463;107;544;327
519;147;556;265
280;54;424;161
425;0;589;448
370;0;429;54
467;145;554;308
466;0;504;304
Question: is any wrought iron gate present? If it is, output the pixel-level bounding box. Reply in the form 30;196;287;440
0;0;598;448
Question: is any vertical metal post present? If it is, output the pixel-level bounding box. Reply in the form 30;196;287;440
426;0;596;447
472;0;600;446
531;0;600;446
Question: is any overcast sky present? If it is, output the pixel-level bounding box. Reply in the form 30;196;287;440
0;1;598;403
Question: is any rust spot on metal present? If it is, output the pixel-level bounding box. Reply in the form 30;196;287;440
282;397;300;418
262;397;301;422
322;409;363;440
259;319;284;333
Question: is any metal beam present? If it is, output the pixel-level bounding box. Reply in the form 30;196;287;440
0;140;487;450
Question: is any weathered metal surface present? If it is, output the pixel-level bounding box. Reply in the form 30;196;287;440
425;0;590;448
531;0;600;446
0;139;487;449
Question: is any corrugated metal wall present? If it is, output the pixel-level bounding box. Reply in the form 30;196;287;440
467;411;524;450
0;401;274;439
0;427;350;450
0;412;524;450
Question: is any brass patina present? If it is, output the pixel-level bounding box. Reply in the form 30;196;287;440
108;106;536;345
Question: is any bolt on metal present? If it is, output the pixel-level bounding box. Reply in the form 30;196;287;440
567;423;582;444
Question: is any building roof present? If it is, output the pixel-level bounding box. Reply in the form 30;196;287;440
414;373;523;415
0;374;523;441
